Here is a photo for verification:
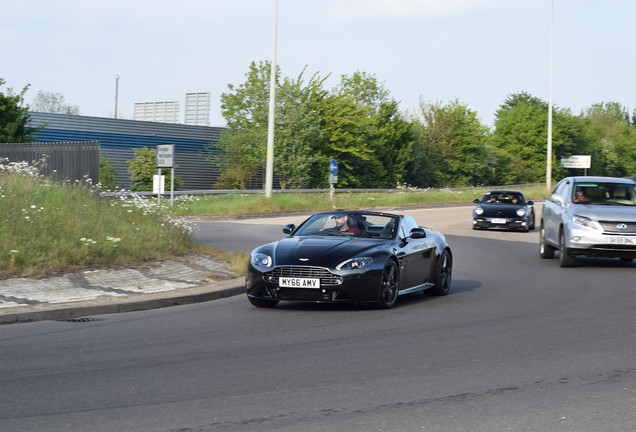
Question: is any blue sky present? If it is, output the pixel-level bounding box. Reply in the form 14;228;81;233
3;0;634;128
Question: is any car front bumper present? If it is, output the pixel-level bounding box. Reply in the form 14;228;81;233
246;265;384;304
565;225;636;258
473;217;530;230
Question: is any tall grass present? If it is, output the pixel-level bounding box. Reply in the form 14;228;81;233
0;161;241;278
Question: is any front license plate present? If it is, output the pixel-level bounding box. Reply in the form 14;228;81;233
491;218;507;224
607;236;636;245
279;277;320;288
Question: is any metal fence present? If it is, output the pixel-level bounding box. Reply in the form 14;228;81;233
0;141;100;182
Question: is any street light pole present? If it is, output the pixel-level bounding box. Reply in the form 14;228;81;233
546;0;554;190
115;70;121;119
265;0;278;198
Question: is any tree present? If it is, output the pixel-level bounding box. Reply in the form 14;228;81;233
213;62;328;189
213;65;414;189
99;151;120;190
317;72;414;188
127;147;180;192
273;72;324;189
410;99;490;187
490;92;549;184
29;91;80;114
211;61;275;188
579;102;636;177
0;78;40;143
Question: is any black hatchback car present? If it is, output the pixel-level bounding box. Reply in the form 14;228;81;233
472;190;535;232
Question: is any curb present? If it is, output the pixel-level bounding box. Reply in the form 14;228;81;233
0;280;245;325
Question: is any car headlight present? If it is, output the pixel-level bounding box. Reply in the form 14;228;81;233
572;215;602;230
251;253;273;268
336;257;373;270
474;206;484;216
516;208;526;217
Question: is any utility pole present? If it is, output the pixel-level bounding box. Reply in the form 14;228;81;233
546;0;554;190
114;70;121;119
265;0;278;198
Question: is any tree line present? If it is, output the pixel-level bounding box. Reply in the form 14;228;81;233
3;72;635;191
210;61;636;189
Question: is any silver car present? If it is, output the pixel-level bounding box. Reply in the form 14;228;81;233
540;176;636;267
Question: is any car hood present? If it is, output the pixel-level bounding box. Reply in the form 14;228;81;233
477;203;526;217
269;236;385;267
571;204;636;222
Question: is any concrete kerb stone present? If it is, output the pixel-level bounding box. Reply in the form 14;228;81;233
0;278;245;325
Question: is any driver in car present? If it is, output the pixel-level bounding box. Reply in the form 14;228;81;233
332;214;360;236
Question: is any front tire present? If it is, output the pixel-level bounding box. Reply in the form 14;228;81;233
428;249;452;296
377;260;399;308
529;212;536;231
559;230;576;267
539;222;555;259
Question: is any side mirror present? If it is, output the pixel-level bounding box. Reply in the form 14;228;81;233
409;228;427;239
283;224;295;234
473;198;480;204
527;200;534;205
549;194;565;207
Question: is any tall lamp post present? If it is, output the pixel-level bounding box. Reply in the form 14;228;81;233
114;70;121;119
546;0;554;190
265;0;278;198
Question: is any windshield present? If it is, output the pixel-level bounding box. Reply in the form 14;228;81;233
482;192;524;205
572;182;636;206
293;213;399;239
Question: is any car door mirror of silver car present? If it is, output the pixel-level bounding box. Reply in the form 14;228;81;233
550;194;565;206
283;224;295;234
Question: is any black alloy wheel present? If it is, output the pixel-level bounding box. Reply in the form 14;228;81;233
529;212;536;230
428;249;452;296
378;260;399;308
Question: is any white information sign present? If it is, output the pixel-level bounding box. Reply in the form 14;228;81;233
156;144;175;168
153;175;165;193
561;155;591;169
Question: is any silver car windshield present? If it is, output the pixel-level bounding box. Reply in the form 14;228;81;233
572;182;636;206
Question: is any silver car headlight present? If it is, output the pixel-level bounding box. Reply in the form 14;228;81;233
474;206;484;216
336;257;373;270
251;252;273;268
572;215;602;230
516;208;526;217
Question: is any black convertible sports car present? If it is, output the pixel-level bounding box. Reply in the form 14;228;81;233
246;210;453;309
472;190;535;231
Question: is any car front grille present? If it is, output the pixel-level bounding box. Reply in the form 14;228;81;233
263;266;343;286
599;221;636;234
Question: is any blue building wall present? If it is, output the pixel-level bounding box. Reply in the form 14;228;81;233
27;112;226;190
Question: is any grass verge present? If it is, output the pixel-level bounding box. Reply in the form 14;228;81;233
0;162;244;279
177;185;550;217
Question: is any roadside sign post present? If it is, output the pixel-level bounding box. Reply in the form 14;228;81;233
329;159;338;201
156;144;175;206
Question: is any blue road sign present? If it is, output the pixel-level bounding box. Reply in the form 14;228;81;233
329;159;338;175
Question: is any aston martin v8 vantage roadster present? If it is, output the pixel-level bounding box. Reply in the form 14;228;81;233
246;210;452;309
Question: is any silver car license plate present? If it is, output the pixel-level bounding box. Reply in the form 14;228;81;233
279;277;320;288
607;236;636;245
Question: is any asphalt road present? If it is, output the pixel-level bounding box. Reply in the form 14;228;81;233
2;205;636;432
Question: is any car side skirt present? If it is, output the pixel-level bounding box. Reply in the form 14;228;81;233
398;282;435;296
